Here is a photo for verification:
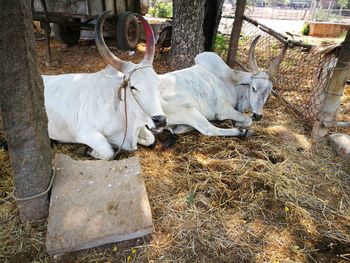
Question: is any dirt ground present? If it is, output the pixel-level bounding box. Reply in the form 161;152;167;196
0;36;350;263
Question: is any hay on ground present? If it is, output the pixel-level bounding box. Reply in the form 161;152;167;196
0;40;349;263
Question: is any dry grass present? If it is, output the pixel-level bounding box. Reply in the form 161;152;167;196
0;39;350;262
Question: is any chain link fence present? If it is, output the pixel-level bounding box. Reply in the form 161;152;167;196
220;16;340;127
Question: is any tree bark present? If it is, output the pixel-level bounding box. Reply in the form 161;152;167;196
169;0;206;69
169;0;223;69
0;0;53;222
227;0;247;67
312;28;350;138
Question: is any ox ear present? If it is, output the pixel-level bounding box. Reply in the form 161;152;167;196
134;14;155;65
266;44;288;77
95;11;127;72
248;35;261;74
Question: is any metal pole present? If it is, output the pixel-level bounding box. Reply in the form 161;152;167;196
312;28;350;138
40;0;52;64
227;0;247;67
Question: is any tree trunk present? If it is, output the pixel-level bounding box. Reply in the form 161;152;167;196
0;0;53;222
169;0;223;69
169;0;206;69
227;0;247;67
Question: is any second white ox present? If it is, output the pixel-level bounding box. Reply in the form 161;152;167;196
160;37;287;137
44;12;166;160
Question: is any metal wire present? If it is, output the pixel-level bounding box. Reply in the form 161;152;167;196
231;19;340;126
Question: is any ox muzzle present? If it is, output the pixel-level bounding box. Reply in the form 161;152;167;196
252;113;263;121
152;115;167;128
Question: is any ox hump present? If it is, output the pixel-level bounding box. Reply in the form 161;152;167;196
195;52;232;82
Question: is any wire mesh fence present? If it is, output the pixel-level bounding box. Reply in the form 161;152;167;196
220;16;340;127
223;4;350;23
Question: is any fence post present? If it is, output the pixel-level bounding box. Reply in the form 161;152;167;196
311;1;316;21
227;0;247;67
312;28;350;138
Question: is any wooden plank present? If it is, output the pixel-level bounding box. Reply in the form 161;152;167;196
34;0;89;16
227;0;247;67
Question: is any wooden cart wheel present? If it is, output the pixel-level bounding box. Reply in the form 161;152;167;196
116;12;140;50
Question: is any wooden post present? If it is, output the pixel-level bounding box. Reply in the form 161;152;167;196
312;28;350;138
0;0;53;222
227;0;247;67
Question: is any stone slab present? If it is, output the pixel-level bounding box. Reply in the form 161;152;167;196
329;133;350;160
46;154;153;255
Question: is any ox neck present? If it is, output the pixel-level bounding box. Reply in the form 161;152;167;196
237;85;250;112
230;70;252;85
225;82;249;112
252;71;272;81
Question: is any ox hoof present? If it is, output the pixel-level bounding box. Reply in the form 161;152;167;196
162;134;179;150
238;129;255;139
77;146;89;156
243;117;253;127
148;135;158;149
236;117;253;128
87;149;113;160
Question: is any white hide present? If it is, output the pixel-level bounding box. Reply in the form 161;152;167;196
44;64;164;160
159;52;273;136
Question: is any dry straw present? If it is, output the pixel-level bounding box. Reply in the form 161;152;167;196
0;41;349;262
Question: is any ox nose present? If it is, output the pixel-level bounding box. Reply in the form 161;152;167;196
252;113;263;121
152;115;167;128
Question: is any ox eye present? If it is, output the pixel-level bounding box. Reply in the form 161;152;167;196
252;86;257;93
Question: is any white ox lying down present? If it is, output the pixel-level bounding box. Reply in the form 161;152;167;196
44;12;166;160
160;36;287;137
44;11;286;159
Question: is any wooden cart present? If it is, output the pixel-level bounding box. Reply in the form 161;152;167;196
32;0;149;50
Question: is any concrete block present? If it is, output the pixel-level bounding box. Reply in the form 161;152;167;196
329;133;350;160
46;154;153;255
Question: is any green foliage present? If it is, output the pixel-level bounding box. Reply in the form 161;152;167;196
238;35;250;46
214;33;230;59
338;30;347;39
301;23;310;35
338;0;348;8
186;192;195;206
148;1;173;18
271;42;279;50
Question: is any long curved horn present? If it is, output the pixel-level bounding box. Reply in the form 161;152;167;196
134;14;155;65
266;44;288;76
248;35;261;74
95;11;127;72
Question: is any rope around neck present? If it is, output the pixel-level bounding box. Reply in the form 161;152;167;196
112;65;153;159
2;66;154;201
